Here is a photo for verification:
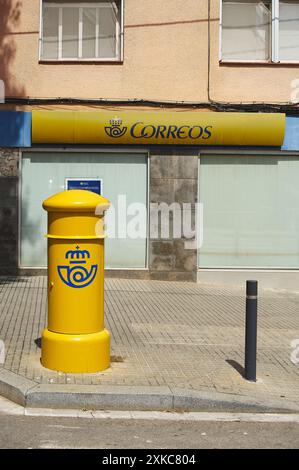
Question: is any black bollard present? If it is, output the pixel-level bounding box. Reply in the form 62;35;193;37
245;280;258;382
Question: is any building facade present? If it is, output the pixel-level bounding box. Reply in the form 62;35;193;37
1;0;299;286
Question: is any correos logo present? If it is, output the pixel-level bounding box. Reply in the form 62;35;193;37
105;117;127;138
104;117;213;141
130;122;213;141
57;246;98;288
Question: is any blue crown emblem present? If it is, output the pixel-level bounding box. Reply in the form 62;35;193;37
57;246;98;288
66;246;90;263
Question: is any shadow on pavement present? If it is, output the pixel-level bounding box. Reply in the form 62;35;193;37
226;359;245;378
0;276;30;285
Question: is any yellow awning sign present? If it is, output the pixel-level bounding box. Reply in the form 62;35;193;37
32;111;286;147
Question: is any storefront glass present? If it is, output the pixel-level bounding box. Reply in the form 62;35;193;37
199;154;299;268
21;152;147;268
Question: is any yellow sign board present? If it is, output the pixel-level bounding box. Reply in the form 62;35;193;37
32;111;285;147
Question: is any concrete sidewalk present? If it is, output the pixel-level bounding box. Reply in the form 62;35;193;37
0;277;298;412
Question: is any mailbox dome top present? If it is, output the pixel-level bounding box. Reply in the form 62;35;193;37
43;190;110;213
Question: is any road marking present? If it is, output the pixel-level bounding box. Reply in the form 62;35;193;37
38;441;68;449
46;425;81;429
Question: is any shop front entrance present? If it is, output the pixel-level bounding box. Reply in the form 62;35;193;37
20;151;148;268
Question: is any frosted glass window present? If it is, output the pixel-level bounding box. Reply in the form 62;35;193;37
21;153;147;268
279;1;299;60
41;1;121;60
42;6;59;59
199;155;299;268
222;1;271;60
82;8;97;58
62;7;79;58
99;5;117;58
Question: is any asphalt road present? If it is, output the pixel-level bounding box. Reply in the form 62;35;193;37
0;413;298;449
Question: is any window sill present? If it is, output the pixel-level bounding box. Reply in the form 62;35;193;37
39;59;123;65
219;60;299;67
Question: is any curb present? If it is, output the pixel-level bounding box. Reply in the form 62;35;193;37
1;368;299;413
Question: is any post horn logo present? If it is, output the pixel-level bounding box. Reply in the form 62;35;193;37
57;246;98;288
104;116;127;138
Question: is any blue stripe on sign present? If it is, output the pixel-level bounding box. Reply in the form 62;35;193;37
281;116;299;151
0;111;31;147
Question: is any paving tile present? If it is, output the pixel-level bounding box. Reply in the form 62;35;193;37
0;276;298;404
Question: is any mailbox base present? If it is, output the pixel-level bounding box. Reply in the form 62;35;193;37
41;328;110;373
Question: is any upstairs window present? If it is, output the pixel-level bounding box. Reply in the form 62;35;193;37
279;1;299;60
40;1;123;61
221;0;299;62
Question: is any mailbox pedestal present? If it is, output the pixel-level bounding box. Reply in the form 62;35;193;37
41;189;110;373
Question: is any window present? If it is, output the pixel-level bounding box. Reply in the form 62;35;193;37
221;0;299;62
199;155;299;268
21;152;148;268
40;1;123;61
279;1;299;60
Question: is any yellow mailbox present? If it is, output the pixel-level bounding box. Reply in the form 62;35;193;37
41;189;110;373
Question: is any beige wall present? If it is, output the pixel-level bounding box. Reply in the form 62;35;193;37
0;0;298;104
